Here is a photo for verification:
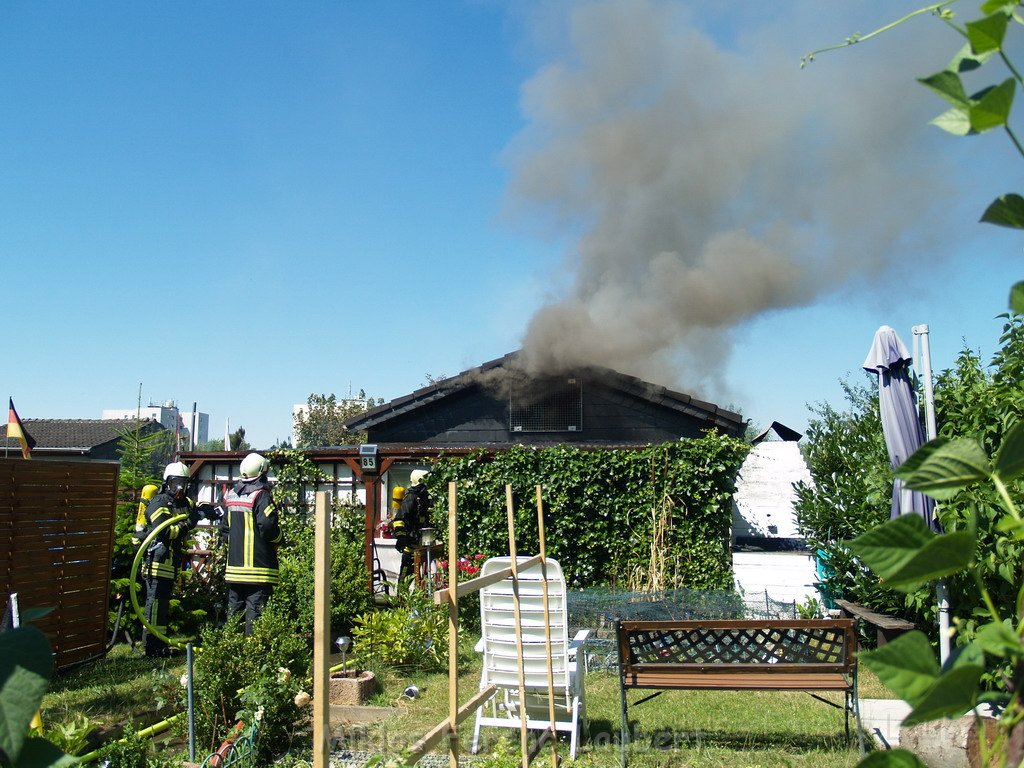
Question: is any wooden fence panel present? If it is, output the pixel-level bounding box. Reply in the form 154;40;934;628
0;458;119;669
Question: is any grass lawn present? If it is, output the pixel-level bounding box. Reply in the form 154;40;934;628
334;649;898;767
40;641;898;766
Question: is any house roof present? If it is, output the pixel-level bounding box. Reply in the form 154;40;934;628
345;351;745;435
2;418;164;453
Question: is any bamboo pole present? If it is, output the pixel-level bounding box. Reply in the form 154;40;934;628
536;485;559;767
506;484;530;768
405;685;497;762
448;481;459;767
432;555;543;605
313;491;332;768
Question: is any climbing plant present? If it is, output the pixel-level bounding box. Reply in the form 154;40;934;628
425;434;749;591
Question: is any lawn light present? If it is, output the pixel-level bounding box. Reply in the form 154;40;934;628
336;636;351;669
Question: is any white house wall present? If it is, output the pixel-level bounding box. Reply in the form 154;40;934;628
732;441;812;540
733;551;818;609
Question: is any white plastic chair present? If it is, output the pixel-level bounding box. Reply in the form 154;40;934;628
472;556;590;759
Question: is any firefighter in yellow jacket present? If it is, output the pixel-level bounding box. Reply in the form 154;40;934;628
220;452;283;635
141;462;199;657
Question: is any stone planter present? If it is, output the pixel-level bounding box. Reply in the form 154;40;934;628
329;670;377;706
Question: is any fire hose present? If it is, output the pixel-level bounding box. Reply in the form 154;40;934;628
128;512;194;650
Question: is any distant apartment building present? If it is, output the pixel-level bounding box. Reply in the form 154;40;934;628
103;400;209;446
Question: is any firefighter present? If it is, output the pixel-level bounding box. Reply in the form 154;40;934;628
141;462;199;657
393;469;431;584
220;452;282;635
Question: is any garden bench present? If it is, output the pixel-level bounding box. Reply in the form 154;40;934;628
834;599;915;647
616;618;862;766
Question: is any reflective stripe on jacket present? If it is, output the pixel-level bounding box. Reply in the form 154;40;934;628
142;493;195;579
222;484;282;585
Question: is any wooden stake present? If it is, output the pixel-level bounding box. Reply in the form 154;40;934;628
536;485;559;767
448;481;459;767
312;491;332;768
506;484;530;768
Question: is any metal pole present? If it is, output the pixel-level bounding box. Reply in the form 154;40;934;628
187;642;195;762
912;324;950;665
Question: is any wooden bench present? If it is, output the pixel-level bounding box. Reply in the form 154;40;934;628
616;619;861;766
834;599;915;647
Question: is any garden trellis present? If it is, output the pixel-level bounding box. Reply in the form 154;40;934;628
310;482;569;768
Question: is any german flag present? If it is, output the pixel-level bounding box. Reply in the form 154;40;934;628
7;398;36;460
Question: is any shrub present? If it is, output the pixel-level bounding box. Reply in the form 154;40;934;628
351;588;447;672
186;606;311;763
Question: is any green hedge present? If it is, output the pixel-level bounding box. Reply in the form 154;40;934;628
424;434;749;591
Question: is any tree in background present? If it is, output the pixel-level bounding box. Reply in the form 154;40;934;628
228;426;250;451
195;438;226;451
293;392;383;448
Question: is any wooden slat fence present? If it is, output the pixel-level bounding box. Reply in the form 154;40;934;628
0;457;119;669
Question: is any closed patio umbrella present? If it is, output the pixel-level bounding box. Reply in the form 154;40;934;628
863;325;937;529
864;325;948;662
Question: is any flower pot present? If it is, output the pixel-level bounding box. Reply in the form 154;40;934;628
329;670;377;706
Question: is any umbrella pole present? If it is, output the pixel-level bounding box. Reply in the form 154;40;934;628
913;324;951;665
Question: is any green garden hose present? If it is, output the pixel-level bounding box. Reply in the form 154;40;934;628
128;512;194;650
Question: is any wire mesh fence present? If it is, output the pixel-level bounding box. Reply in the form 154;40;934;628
566;587;798;671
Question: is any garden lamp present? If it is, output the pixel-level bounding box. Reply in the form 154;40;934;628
336;636;351;669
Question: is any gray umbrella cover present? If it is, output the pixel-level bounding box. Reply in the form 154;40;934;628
863;325;938;530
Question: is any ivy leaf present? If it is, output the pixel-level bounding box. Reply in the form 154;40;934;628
967;12;1009;55
858;631;940;707
1011;281;1024;314
930;106;973;136
981;194;1024;228
847;514;974;590
904;662;984;725
855;749;927;767
11;737;77;768
918;70;970;108
969;78;1016;132
895;438;990;500
994;421;1024;482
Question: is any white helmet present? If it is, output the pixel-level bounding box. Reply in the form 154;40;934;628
410;469;428;486
240;452;270;480
163;462;190;481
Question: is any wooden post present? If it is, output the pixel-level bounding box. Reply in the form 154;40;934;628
448;481;459;767
313;491;332;768
505;484;529;768
536;485;559;767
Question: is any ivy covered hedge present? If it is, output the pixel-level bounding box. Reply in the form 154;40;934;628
424;434;749;591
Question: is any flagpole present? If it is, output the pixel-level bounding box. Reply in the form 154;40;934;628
913;323;950;666
5;394;9;459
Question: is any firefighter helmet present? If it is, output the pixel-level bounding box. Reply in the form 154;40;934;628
240;452;270;480
409;469;428;486
163;462;190;481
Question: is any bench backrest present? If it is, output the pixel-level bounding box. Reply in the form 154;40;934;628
617;619;856;675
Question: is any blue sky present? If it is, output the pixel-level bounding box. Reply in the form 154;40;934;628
2;1;1021;448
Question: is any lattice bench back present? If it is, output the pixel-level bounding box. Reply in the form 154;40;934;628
618;619;856;676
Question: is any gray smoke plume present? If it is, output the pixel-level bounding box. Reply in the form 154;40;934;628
505;0;953;397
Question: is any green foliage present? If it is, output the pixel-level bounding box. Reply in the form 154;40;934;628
269;499;375;637
426;435;749;590
36;714;97;757
94;721;166;768
293;392;382;448
188;607;311;763
0;627;76;767
351;588;447;671
794;382;912;617
266;448;327;515
229;426;250;451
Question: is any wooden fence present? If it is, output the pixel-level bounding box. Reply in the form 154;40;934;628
0;457;119;669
